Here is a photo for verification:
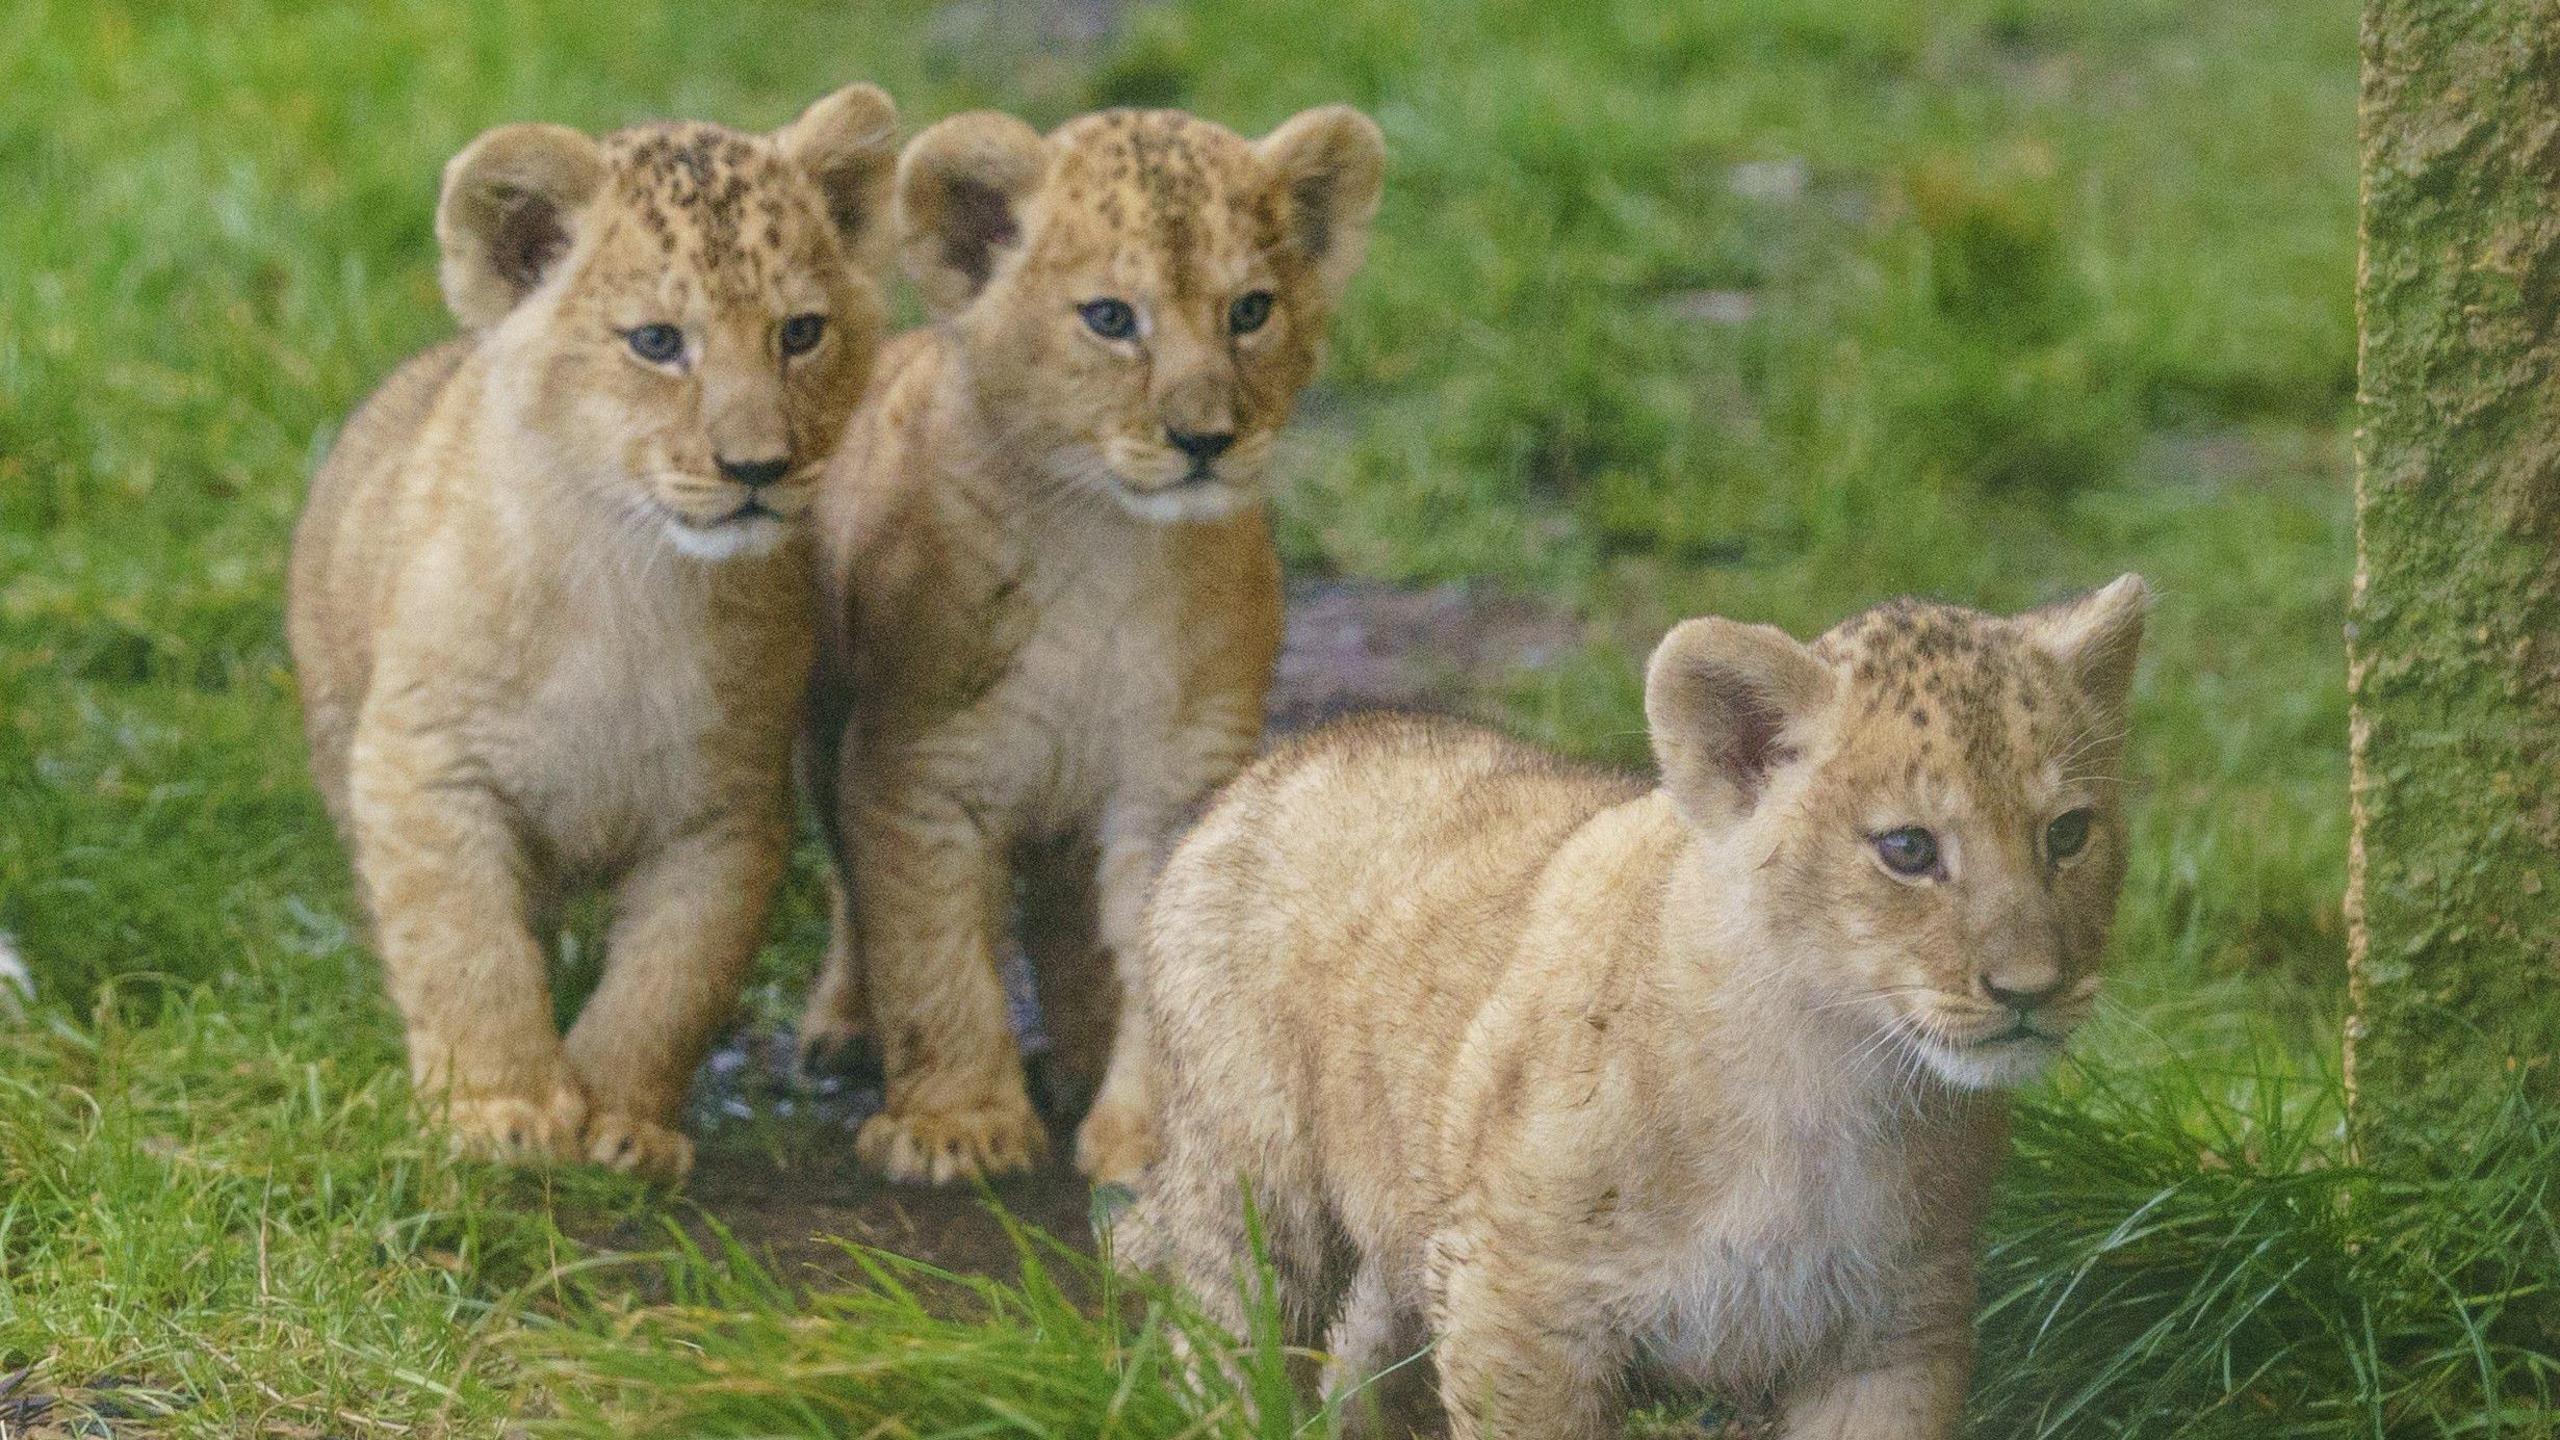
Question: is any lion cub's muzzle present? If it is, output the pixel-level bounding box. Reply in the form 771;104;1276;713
1099;422;1275;523
707;451;812;522
1167;425;1236;482
716;453;792;490
657;450;821;560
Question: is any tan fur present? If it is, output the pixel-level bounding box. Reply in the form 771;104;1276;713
1124;579;2150;1438
288;87;901;1177
795;105;1385;1184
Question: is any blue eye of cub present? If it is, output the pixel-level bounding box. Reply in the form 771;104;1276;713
779;313;827;357
1229;289;1274;335
626;324;685;365
1079;298;1137;340
2046;807;2094;862
1874;826;1940;877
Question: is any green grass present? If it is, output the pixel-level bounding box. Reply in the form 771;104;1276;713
521;1073;2560;1440
529;1215;1349;1440
1974;1060;2560;1438
5;0;2522;1434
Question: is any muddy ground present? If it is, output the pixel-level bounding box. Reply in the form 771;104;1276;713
653;578;1584;1288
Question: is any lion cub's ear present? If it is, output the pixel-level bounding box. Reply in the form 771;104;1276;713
775;83;902;271
2021;573;2150;717
436;124;607;330
1255;106;1386;304
896;111;1050;318
1646;617;1836;827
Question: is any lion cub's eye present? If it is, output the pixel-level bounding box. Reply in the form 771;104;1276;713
2045;807;2095;862
1874;826;1940;878
1229;290;1275;335
625;324;686;366
1079;298;1138;340
779;313;827;357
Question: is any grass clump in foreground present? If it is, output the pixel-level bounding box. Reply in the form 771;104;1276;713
529;1060;2560;1440
1977;1059;2560;1438
534;1215;1331;1440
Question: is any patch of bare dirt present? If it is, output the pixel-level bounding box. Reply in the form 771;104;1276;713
1270;577;1582;731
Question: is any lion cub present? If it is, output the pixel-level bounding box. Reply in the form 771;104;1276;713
1125;580;2150;1438
288;87;901;1177
794;106;1385;1185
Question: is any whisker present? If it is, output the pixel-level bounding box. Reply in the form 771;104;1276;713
1844;1008;1926;1092
1806;985;1936;1016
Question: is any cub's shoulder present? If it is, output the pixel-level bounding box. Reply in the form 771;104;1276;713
294;338;477;597
867;327;947;406
813;327;956;604
314;338;474;495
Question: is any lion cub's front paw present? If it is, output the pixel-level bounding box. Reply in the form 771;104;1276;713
442;1082;590;1167
1073;1097;1159;1187
857;1095;1047;1183
583;1111;696;1180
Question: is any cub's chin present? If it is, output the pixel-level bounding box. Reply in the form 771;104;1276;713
1913;1028;2066;1091
1111;474;1262;525
1085;443;1267;525
664;508;790;562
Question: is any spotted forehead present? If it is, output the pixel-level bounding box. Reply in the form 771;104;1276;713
597;122;815;294
1816;599;2086;782
1039;110;1275;300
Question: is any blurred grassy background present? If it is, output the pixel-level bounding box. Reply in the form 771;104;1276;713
0;0;2370;1434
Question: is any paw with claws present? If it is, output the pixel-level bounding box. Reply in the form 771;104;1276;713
439;1079;591;1167
856;1094;1047;1183
582;1111;696;1180
1074;1097;1158;1187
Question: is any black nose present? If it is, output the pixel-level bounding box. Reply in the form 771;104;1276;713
1166;428;1236;462
717;455;792;488
1982;972;2067;1011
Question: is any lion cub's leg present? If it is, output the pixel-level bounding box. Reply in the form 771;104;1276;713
351;734;587;1166
1773;1358;1968;1440
1327;1259;1442;1438
852;788;1044;1183
795;864;870;1075
1075;697;1263;1185
1430;1242;1620;1439
1072;817;1172;1185
1771;1256;1973;1439
561;817;787;1179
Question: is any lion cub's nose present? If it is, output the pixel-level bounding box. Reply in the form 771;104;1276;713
717;455;792;489
1166;428;1236;462
1980;967;2066;1012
